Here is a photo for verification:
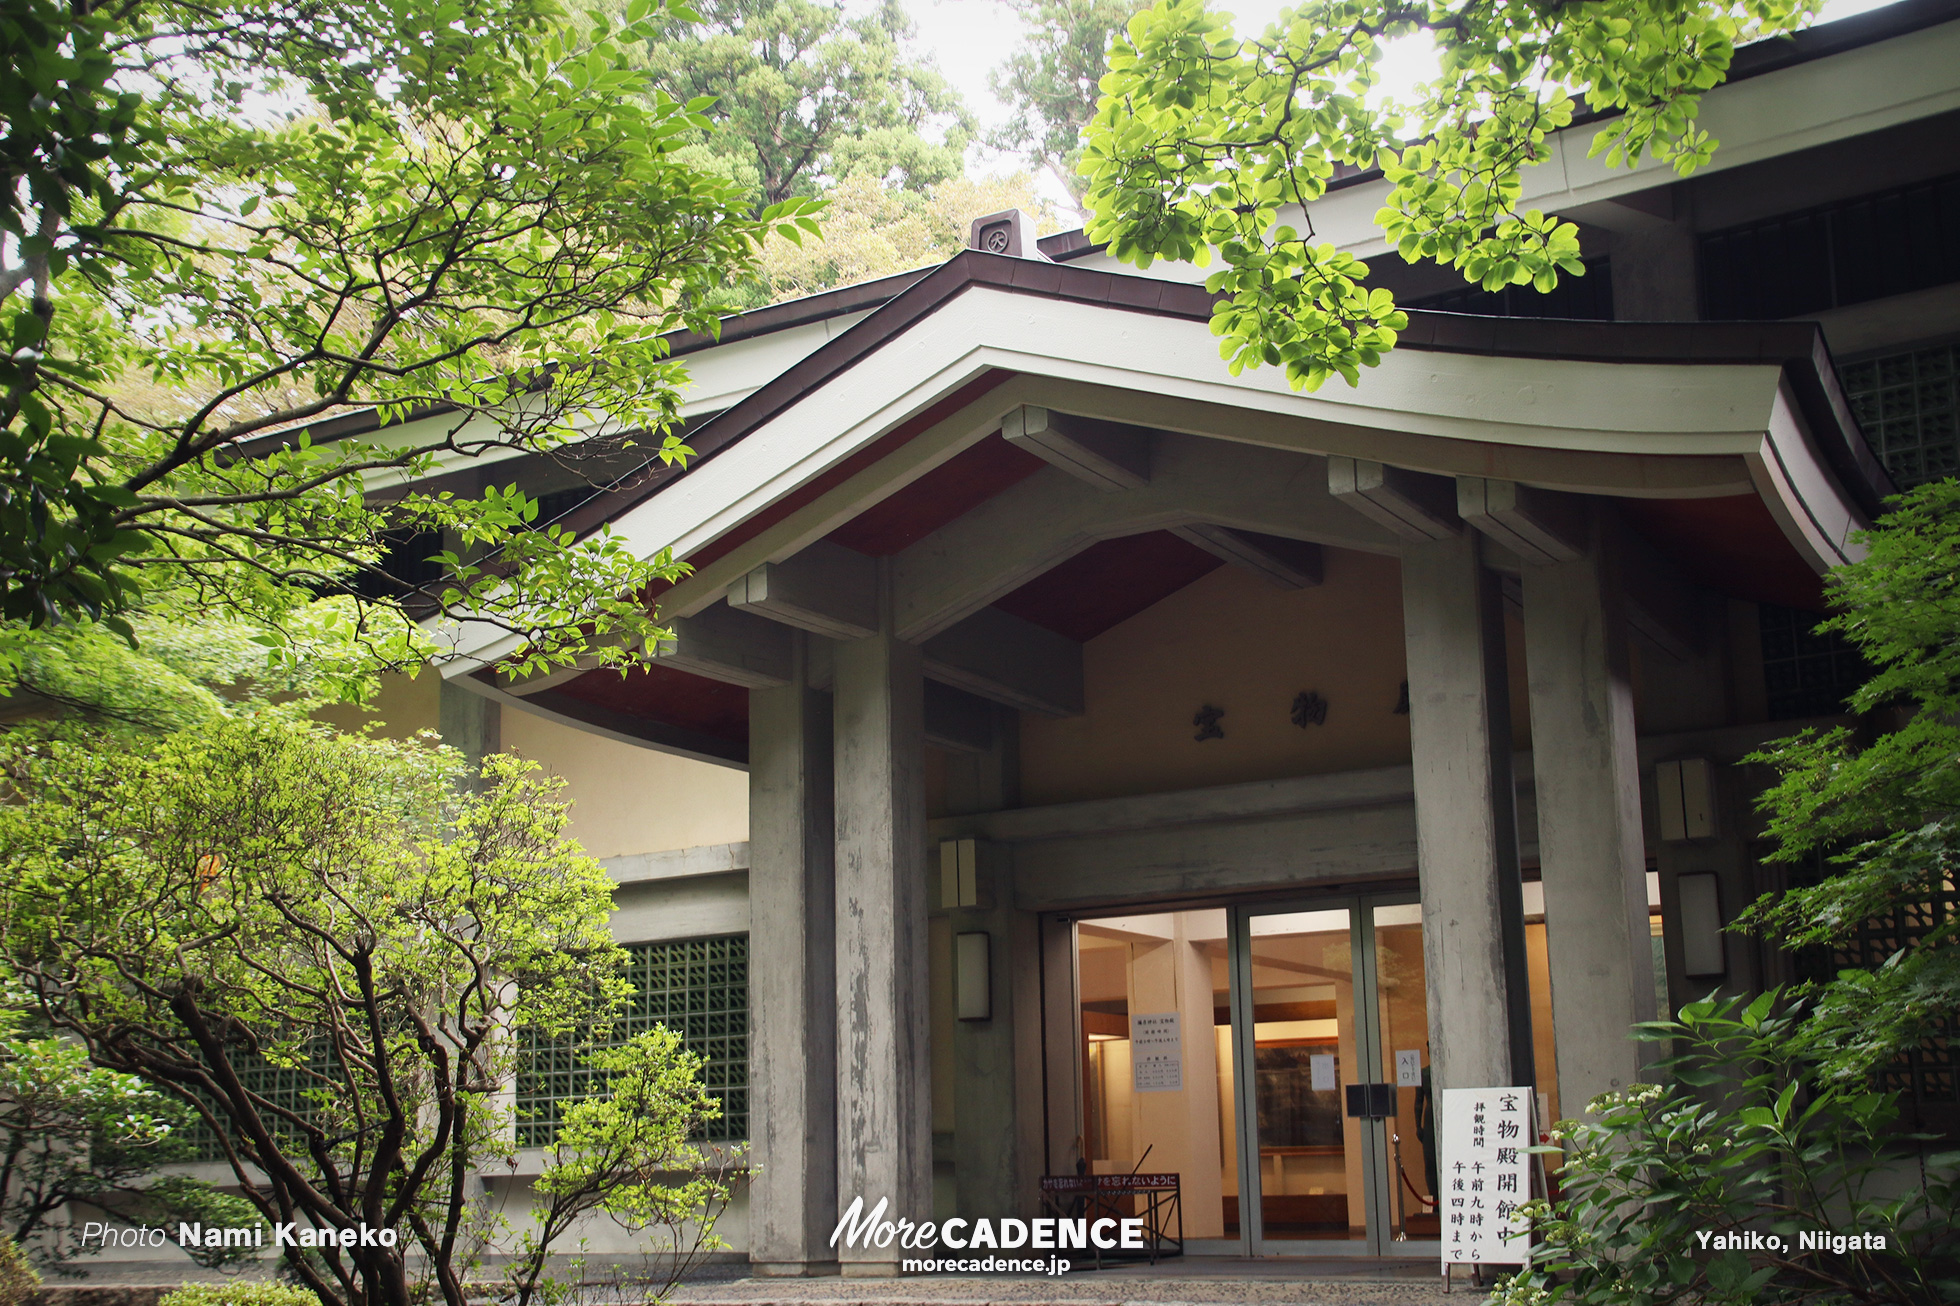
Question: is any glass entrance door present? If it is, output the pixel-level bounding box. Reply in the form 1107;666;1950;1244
1226;898;1435;1256
1064;895;1436;1258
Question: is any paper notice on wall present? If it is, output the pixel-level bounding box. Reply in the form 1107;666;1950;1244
1397;1049;1423;1087
1440;1087;1535;1265
1130;1012;1183;1092
1310;1053;1336;1092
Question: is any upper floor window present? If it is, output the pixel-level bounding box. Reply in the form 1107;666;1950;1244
1698;172;1960;321
1839;340;1960;488
1409;255;1614;320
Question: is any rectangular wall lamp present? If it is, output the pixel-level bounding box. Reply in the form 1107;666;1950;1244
1657;758;1718;842
1676;872;1727;980
955;931;991;1021
939;838;978;909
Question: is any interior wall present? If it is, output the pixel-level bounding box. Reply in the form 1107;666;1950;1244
501;706;749;860
1019;549;1415;806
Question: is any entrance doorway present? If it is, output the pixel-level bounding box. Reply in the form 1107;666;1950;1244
1068;896;1437;1258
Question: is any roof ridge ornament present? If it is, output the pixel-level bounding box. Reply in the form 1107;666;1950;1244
968;209;1051;261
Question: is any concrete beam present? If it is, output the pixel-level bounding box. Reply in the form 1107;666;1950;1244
746;636;839;1275
923;680;995;753
1458;477;1586;565
895;437;1402;642
921;607;1084;718
1172;525;1324;589
651;602;792;688
732;540;879;641
1001;406;1150;491
1327;457;1461;542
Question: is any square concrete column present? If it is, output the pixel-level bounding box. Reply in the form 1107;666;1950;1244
944;707;1043;1221
1521;514;1659;1114
832;579;931;1275
746;634;839;1275
1401;533;1533;1092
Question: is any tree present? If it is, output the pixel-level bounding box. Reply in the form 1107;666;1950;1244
0;1021;261;1268
1;0;818;686
988;0;1150;214
744;171;1061;306
1742;477;1960;1083
1080;0;1814;390
0;720;734;1306
628;0;974;209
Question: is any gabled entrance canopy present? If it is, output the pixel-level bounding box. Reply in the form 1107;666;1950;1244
441;248;1891;765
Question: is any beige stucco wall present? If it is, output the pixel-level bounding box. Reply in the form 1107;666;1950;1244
1019;549;1418;806
316;669;442;740
501;707;748;861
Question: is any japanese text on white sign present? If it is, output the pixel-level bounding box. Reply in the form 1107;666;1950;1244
1439;1086;1533;1265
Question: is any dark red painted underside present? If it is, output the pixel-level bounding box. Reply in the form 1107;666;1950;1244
829;434;1047;555
995;530;1226;643
553;662;749;744
1620;494;1826;611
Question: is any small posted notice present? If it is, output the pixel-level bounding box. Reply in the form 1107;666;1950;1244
1130;1012;1183;1092
1439;1087;1534;1265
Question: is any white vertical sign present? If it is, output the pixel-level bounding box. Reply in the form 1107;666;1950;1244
1309;1053;1336;1092
1396;1049;1423;1087
1130;1012;1183;1092
1439;1087;1534;1265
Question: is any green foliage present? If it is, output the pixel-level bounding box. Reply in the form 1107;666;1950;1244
160;1285;321;1306
1;0;820;681
0;1239;35;1306
622;0;973;209
503;1030;738;1306
988;0;1153;210
0;1019;257;1267
1081;0;1817;390
0;718;646;1306
1742;478;1960;1081
1493;993;1959;1306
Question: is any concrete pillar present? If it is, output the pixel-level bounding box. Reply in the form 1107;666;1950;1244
1522;513;1659;1115
832;578;931;1275
437;679;500;785
946;708;1043;1221
747;634;839;1275
1400;534;1534;1093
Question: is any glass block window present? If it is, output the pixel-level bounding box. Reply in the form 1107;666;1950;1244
1758;602;1866;720
1788;852;1958;1123
185;1039;341;1162
1839;342;1960;488
516;935;749;1146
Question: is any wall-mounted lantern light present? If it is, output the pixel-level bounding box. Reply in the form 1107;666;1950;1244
1676;872;1727;980
1657;758;1718;841
939;838;977;909
955;931;991;1021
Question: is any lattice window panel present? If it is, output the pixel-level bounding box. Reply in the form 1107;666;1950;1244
185;1039;342;1162
1839;342;1960;488
1758;603;1867;721
516;935;749;1146
1789;852;1957;1117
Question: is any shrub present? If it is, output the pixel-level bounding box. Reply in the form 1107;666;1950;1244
160;1284;320;1306
0;1241;38;1306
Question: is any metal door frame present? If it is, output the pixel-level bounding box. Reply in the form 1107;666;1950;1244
1227;892;1419;1257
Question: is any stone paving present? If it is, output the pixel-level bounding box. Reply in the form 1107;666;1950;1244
668;1260;1482;1306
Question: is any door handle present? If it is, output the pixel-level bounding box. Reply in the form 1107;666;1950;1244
1344;1082;1397;1118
